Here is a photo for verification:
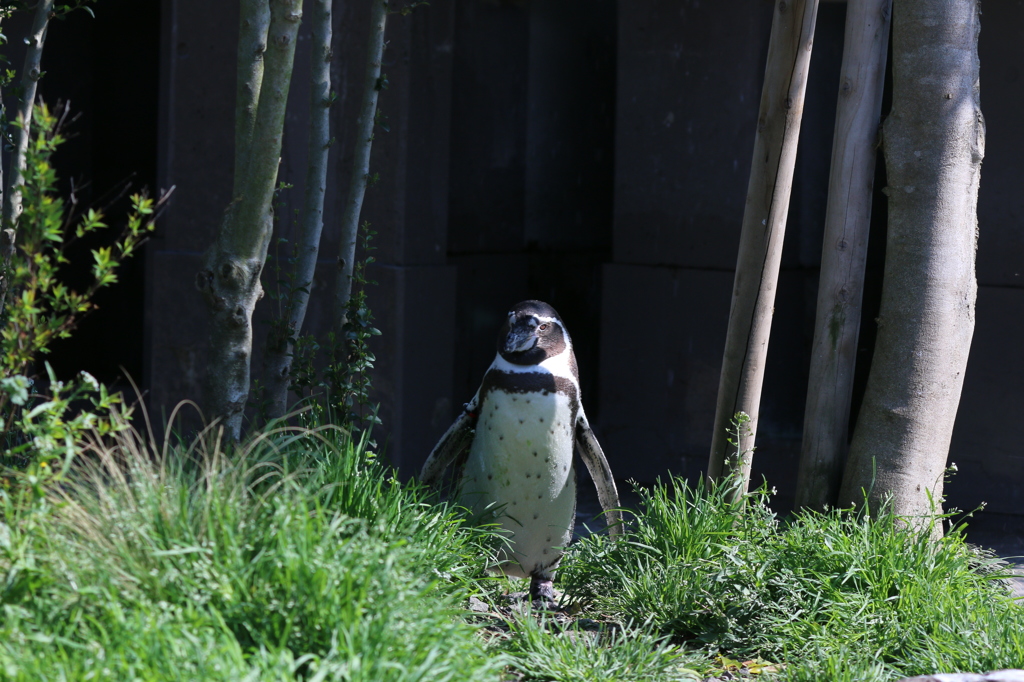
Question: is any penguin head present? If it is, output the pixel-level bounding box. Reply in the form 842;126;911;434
497;300;570;363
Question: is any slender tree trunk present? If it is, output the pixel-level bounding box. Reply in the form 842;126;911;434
333;0;387;333
795;0;891;511
234;0;271;198
0;0;55;315
0;14;5;248
708;0;819;500
263;0;333;420
839;0;983;524
196;0;302;440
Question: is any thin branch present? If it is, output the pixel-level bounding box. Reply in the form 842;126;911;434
2;0;53;230
226;0;302;260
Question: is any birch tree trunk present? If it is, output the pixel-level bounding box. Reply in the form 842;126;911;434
263;0;333;420
795;0;891;511
233;0;271;198
0;0;55;315
196;0;302;440
333;0;387;333
708;0;819;500
839;0;983;524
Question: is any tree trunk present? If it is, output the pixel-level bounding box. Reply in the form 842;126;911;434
795;0;891;511
233;0;271;198
333;0;387;333
708;0;819;500
263;0;333;420
0;0;55;315
839;0;983;524
196;0;302;440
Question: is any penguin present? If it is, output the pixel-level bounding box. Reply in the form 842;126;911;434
420;300;621;605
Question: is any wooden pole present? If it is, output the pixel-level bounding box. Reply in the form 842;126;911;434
708;0;819;500
795;0;891;511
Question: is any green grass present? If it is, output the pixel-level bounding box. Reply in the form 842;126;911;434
500;616;703;681
3;419;1023;681
559;476;1024;681
1;420;505;681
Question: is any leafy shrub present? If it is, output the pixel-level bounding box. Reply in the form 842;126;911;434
0;103;167;470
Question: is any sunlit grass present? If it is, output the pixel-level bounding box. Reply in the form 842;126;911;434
3;415;1022;681
560;475;1024;681
500;615;703;681
0;412;504;681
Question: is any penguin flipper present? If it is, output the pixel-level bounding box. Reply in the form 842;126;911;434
420;408;477;486
574;415;623;539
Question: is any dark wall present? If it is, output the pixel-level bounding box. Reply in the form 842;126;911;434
23;0;1017;518
150;0;462;458
447;0;616;418
3;2;160;388
592;0;1024;517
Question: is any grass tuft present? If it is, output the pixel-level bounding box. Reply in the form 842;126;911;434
561;475;1024;680
1;416;504;680
4;422;1022;681
500;616;703;682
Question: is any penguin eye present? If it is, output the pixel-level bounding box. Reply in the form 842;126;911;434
538;323;549;332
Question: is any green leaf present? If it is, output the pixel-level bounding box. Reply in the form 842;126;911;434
1;375;31;405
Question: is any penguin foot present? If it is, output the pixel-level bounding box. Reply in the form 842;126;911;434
529;577;557;609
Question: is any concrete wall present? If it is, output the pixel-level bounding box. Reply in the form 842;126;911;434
147;0;1024;516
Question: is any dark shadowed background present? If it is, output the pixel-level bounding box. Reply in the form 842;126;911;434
10;0;1024;523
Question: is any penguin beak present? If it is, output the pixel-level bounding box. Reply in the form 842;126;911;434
504;327;537;354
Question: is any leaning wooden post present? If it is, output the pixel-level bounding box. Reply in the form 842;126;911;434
795;0;892;511
708;0;819;500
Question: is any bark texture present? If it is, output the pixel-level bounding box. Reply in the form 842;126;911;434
795;0;891;511
0;0;54;314
333;0;387;332
263;0;333;420
233;0;270;197
839;0;983;521
197;0;302;440
708;0;819;499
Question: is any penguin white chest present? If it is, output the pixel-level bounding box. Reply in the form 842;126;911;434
460;385;577;578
